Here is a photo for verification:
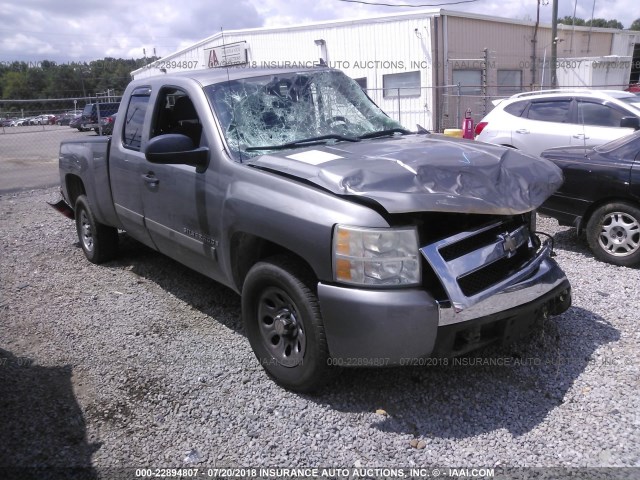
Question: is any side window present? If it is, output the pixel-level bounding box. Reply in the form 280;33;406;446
576;100;626;127
503;101;528;117
151;87;202;146
123;87;151;151
526;100;571;123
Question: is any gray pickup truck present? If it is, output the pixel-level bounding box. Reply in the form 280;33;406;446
53;67;571;392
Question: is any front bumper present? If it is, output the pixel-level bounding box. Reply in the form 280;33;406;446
317;256;570;364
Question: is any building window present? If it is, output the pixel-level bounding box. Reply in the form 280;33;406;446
383;71;420;98
452;70;482;96
497;70;522;96
353;77;367;90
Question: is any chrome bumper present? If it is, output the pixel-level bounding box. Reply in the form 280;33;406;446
438;247;570;326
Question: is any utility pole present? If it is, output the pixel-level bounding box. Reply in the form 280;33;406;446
551;0;558;87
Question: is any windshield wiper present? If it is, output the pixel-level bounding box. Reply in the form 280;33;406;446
358;128;412;140
246;134;360;152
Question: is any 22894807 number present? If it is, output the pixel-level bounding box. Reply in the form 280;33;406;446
156;61;199;70
135;468;199;477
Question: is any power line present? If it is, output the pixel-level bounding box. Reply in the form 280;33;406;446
336;0;479;6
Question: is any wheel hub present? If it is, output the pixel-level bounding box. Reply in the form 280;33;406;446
611;226;626;243
256;287;306;368
274;310;296;337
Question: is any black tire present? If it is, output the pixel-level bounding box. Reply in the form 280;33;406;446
586;202;640;267
74;195;118;264
242;255;332;393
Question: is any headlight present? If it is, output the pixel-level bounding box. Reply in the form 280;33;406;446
333;225;421;287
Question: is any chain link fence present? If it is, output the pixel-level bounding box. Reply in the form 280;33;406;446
364;84;505;132
2;80;630;169
0;96;122;166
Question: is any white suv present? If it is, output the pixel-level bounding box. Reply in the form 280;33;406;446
475;89;640;157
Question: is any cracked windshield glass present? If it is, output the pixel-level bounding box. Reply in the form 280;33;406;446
205;70;404;159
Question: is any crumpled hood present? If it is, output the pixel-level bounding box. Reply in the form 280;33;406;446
250;134;564;215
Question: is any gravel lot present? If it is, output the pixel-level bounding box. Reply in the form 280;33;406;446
1;187;639;478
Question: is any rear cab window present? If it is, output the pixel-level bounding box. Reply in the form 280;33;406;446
123;87;152;151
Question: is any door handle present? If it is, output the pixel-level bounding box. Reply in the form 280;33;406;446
142;173;159;186
573;134;589;139
515;129;529;134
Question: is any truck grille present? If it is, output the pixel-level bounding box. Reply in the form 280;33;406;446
457;245;529;296
420;217;537;312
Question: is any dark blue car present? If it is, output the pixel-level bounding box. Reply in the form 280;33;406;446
539;130;640;267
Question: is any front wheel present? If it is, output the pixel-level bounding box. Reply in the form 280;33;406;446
242;255;332;392
586;202;640;267
75;195;119;264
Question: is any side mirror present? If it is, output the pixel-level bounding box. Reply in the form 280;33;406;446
144;134;209;169
620;116;640;130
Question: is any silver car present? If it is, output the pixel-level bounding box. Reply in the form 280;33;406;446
475;89;640;157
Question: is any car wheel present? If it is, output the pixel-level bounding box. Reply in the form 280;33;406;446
75;195;118;264
242;255;332;392
586;202;640;267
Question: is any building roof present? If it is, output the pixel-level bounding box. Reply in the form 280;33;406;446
132;8;636;77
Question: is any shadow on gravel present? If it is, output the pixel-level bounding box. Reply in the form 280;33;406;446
103;234;242;332
89;234;620;440
0;348;99;479
550;227;593;257
314;307;619;439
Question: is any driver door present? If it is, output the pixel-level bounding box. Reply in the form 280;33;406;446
140;86;224;282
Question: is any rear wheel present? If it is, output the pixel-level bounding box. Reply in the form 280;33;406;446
75;195;118;264
586;202;640;267
242;255;332;392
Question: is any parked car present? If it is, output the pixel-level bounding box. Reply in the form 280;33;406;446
539;130;640;267
69;114;85;131
12;118;29;126
29;114;56;125
1;118;15;127
475;89;640;157
56;112;78;126
99;113;117;135
80;102;119;132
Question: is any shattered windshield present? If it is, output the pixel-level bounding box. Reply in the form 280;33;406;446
204;69;405;160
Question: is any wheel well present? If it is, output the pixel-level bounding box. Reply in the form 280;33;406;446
65;175;86;208
230;233;317;292
578;197;640;234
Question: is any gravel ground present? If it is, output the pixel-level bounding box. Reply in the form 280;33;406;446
1;187;639;478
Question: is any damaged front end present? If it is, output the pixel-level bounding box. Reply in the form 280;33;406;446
212;67;571;360
415;210;571;356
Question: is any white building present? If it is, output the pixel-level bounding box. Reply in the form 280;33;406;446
132;9;640;131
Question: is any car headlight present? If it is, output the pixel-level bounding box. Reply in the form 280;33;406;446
333;225;421;287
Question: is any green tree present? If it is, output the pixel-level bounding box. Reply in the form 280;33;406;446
558;16;623;29
2;71;30;99
558;15;585;26
630;18;640;30
0;56;158;100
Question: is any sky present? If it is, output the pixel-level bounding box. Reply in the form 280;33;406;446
0;0;638;64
